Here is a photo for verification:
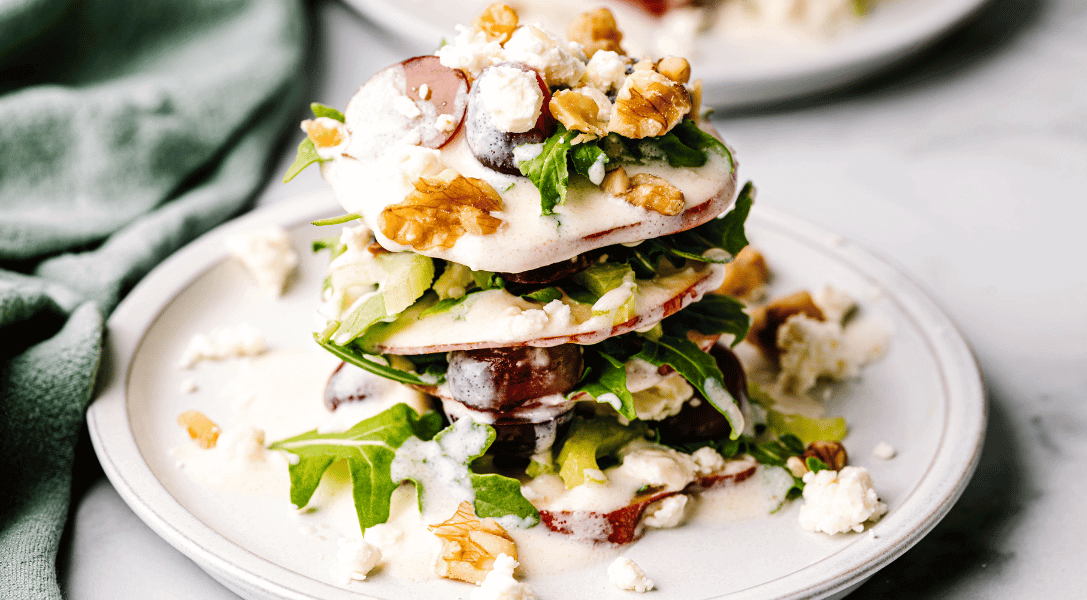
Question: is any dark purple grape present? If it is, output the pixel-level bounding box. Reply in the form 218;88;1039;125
465;63;556;175
499;250;600;285
446;345;583;411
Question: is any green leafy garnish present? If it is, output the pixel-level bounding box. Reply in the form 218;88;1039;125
571;350;636;420
311;213;361;226
806;456;830;473
315;334;440;386
283;137;321;183
570;143;608;178
268;404;443;530
635;335;743;439
662;294;751;345
310;102;345;122
522;287;563;303
518;126;577;215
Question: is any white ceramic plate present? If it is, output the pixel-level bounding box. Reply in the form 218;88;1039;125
88;190;985;600
339;0;989;108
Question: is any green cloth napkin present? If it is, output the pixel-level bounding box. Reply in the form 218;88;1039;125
0;1;307;597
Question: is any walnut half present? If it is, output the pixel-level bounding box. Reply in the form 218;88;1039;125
805;441;849;471
549;88;611;141
430;501;518;584
609;171;685;216
379;169;504;251
608;69;692;139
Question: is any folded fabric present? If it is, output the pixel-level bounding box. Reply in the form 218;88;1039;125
0;1;307;598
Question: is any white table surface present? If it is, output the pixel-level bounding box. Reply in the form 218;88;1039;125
61;0;1087;597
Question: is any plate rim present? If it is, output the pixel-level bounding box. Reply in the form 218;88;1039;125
88;190;986;600
337;0;991;107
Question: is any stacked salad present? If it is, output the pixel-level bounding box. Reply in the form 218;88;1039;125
273;4;849;551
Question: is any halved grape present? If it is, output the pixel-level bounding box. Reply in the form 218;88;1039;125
446;344;583;411
465;63;556;174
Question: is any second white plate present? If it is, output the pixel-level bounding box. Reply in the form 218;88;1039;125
340;0;989;108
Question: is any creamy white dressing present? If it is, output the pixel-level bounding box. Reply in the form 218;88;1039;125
322;128;736;274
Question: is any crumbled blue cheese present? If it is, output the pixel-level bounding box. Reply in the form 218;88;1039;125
435;25;506;78
798;466;888;534
775;313;889;393
470;554;536;600
478;65;544;133
873;442;896;460
643;494;688;528
608;556;655;592
215;425;267;466
226;226;299;296
333;537;382;582
630;371;693;422
178;323;266;368
585;50;630;93
501;25;586;88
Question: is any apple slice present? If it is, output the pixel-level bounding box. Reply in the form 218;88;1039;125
539;457;758;544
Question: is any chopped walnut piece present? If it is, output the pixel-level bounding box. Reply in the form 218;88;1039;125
473;3;518;45
301;118;348;157
656;56;691;83
717;246;770;300
608;69;692;139
805;441;849;471
746;291;825;362
430;501;518;584
549;88;610;140
567;7;624;58
689;78;703;124
379;169;504;251
601;166;630;195
177;411;220;449
617;173;685;216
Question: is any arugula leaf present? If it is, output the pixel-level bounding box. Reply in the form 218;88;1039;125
518;127;576;215
806;456;830;473
315;334;439;386
268;404;443;530
310;102;345;122
570;142;608;177
522;287;562;303
572;350;636;420
311;213;361;226
662;294;750;344
395;419;539;524
670;119;734;170
283;137;321;183
653;131;707;168
635;335;743;439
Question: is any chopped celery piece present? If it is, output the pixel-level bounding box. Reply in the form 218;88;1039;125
767;410;847;445
377;252;435;315
574;262;637;325
556;416;647;488
433;262;473;300
333;293;386;344
571;262;633;297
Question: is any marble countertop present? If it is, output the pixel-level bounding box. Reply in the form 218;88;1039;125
61;0;1087;597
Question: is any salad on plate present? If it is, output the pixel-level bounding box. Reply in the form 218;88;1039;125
174;4;891;594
